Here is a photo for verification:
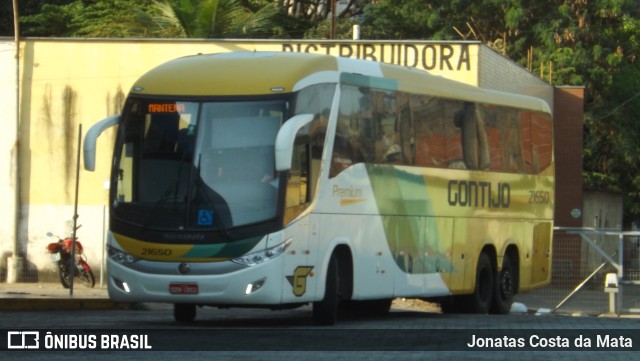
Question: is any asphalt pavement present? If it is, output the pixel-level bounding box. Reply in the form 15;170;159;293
3;282;640;360
2;281;640;320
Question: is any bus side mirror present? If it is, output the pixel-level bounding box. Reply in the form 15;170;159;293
84;115;120;171
275;114;314;171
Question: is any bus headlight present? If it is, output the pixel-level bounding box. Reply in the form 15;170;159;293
108;246;140;264
232;238;292;267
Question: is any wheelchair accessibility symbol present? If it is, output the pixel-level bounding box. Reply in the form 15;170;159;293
198;210;213;226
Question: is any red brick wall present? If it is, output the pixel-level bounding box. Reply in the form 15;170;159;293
551;87;585;286
553;87;584;227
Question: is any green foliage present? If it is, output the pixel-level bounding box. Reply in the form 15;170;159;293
19;2;78;37
10;0;640;223
157;0;275;38
17;0;282;38
19;0;161;37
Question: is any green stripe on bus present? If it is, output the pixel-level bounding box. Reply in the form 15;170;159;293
181;236;263;259
366;164;453;274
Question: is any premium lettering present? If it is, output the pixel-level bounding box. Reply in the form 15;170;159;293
332;185;363;198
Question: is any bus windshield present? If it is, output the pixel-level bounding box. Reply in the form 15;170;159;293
113;98;288;231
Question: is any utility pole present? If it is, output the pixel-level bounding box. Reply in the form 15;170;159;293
330;0;336;39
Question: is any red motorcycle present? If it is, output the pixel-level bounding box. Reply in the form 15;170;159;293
46;226;95;288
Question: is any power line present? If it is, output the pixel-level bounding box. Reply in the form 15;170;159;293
593;90;640;121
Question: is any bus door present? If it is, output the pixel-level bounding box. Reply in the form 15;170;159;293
281;127;319;303
531;222;552;286
281;215;317;302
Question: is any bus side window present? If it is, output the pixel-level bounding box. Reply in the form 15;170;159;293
453;102;489;170
371;90;403;164
331;84;371;177
284;124;311;224
412;95;449;168
117;142;134;202
375;114;401;163
502;109;526;173
531;112;553;172
397;93;413;165
284;112;327;224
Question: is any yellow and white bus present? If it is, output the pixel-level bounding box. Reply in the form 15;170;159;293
84;52;554;325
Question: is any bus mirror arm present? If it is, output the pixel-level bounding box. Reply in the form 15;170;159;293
274;114;314;171
84;115;120;171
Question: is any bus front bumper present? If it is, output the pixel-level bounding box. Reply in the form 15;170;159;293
106;257;286;306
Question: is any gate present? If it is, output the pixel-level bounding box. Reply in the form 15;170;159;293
515;228;640;315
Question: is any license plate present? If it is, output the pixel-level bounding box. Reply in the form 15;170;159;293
50;253;61;262
169;283;199;295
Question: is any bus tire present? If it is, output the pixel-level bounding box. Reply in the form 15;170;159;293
491;255;515;314
313;255;340;326
174;303;196;323
471;252;494;314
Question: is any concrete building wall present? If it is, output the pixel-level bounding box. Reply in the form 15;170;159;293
581;190;623;276
478;46;553;110
582;190;623;230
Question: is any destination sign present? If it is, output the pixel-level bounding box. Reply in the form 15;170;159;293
148;103;185;113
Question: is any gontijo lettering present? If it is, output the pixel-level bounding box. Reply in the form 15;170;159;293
448;180;511;208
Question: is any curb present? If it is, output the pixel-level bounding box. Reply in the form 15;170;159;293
0;298;136;311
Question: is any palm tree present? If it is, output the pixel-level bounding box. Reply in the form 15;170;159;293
135;0;279;38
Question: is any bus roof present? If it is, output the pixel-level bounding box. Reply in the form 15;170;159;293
131;51;551;115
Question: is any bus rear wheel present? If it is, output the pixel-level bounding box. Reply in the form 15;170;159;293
471;252;494;314
491;255;515;314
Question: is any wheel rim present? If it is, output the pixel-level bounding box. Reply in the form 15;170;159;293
499;269;513;300
59;263;71;285
80;271;91;286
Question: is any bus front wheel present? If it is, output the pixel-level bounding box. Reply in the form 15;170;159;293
313;255;340;325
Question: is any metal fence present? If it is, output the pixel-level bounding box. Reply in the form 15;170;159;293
515;228;640;315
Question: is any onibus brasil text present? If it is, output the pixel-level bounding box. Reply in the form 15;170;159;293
16;332;152;350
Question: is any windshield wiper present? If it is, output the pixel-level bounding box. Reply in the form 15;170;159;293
190;155;234;235
141;177;185;231
141;155;190;230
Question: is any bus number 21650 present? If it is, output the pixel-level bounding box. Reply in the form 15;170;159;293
529;190;550;205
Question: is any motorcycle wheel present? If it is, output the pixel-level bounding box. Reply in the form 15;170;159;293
78;268;96;288
57;261;72;289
